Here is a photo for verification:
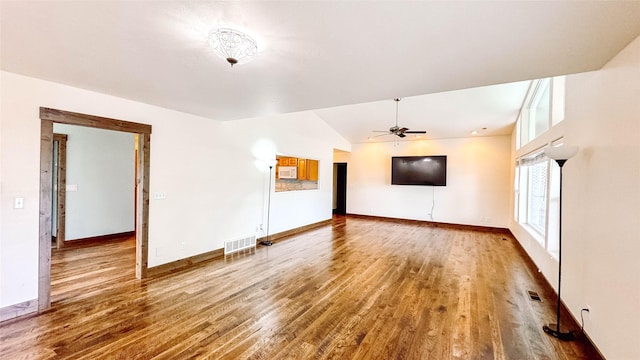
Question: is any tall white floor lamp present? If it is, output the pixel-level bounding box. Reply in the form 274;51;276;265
260;159;278;246
542;145;579;341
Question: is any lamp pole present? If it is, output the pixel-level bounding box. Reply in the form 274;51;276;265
542;146;579;341
260;161;276;246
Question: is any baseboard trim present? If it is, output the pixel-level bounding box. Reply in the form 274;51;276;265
0;299;38;322
147;248;224;278
257;219;332;244
147;219;332;277
63;231;135;249
507;229;605;359
345;213;510;234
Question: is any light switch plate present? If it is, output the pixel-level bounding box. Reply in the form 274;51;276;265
14;197;24;209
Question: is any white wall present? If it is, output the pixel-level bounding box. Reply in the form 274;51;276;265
53;124;135;240
344;136;512;228
510;35;640;359
0;71;350;310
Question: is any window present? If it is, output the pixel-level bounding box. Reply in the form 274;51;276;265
531;79;550;138
516;150;547;243
515;140;564;257
516;76;565;149
527;160;548;235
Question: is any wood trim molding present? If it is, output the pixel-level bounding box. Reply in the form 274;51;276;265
507;231;605;358
38;120;53;311
53;133;67;249
136;133;150;279
38;107;152;314
258;219;332;244
61;231;135;249
148;219;332;277
344;214;511;234
0;299;38;322
40;107;152;134
146;249;224;278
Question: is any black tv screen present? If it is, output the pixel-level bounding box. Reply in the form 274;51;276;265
391;156;447;186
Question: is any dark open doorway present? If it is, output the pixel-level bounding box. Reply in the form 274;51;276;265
333;163;347;215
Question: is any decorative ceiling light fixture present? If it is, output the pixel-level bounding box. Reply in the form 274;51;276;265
208;28;257;67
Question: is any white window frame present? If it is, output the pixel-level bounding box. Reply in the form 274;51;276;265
516;76;566;150
515;139;565;257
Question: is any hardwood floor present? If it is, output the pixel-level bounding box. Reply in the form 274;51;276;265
0;216;602;359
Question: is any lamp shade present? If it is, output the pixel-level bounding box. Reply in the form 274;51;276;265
265;159;278;168
544;145;579;160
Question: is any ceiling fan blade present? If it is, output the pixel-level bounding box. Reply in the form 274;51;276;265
404;130;427;134
371;133;392;138
398;127;409;132
397;133;406;138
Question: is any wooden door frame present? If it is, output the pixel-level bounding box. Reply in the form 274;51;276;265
52;133;68;249
39;107;152;311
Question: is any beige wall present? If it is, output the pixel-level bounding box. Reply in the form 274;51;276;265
510;35;640;359
0;71;350;310
54;124;135;240
343;136;512;228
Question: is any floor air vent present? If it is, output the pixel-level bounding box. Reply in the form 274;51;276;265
528;290;542;302
224;235;256;255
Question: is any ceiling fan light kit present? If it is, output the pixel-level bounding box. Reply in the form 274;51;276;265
372;98;427;139
208;28;258;67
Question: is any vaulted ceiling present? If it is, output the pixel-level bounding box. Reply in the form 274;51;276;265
2;1;639;142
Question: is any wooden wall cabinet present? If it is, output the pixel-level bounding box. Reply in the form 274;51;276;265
297;159;318;181
275;155;319;191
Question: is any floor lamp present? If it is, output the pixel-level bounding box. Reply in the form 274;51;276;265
260;159;277;246
542;145;579;341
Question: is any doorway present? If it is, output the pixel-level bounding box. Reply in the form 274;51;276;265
333;163;347;215
38;107;152;311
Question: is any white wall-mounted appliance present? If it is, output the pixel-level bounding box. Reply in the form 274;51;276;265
278;166;297;179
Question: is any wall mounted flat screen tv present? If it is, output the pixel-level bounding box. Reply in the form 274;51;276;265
391;156;447;186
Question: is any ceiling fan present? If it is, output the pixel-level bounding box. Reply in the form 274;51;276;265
372;98;427;138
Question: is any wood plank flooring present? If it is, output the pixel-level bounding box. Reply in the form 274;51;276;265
0;216;602;359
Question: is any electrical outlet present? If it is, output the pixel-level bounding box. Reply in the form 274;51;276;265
153;192;167;200
14;197;24;209
179;242;186;250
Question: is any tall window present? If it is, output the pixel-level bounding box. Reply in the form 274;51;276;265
516;76;565;149
516;151;547;243
527;160;548;235
515;142;563;257
514;76;566;257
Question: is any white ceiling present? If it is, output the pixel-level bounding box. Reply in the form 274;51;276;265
2;1;639;142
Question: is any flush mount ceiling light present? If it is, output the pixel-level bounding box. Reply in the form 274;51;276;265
208;28;257;67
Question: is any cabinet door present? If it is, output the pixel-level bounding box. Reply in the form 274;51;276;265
308;159;318;181
297;159;307;180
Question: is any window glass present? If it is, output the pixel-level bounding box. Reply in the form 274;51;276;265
531;79;550;138
526;160;548;236
516;77;564;147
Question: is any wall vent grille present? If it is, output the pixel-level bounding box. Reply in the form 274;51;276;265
224;235;256;255
528;290;542;302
